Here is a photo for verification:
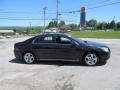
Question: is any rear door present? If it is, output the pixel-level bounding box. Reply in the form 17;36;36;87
32;35;56;60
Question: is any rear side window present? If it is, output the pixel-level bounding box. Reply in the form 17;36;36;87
33;36;54;44
44;36;53;43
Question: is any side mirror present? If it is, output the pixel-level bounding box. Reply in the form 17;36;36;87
70;42;77;47
71;41;79;47
71;44;76;47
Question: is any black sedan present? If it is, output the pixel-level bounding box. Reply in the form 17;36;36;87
14;33;110;66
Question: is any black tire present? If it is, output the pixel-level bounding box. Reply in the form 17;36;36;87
83;53;99;66
23;52;35;64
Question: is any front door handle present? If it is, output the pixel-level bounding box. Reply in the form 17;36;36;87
55;46;59;48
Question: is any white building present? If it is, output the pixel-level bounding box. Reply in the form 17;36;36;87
0;30;16;36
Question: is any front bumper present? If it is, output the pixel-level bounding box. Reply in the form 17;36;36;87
99;50;111;62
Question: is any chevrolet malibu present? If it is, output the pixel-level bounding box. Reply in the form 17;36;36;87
14;33;110;66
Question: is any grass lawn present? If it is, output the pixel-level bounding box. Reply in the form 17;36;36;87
67;31;120;39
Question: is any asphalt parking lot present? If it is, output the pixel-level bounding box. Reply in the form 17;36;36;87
0;37;120;90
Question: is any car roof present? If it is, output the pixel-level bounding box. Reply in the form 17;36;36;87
39;33;72;37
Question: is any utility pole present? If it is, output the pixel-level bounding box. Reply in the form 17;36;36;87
113;16;117;30
29;22;31;34
56;0;59;30
43;7;47;28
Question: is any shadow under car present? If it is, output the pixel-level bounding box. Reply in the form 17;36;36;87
9;58;106;66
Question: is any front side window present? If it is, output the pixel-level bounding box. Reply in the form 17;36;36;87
55;36;71;44
33;36;53;44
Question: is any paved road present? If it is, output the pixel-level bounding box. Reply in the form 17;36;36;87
0;37;120;90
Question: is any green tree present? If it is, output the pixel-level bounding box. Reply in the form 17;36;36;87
48;21;54;28
53;21;57;27
96;22;102;30
68;24;78;30
47;21;58;28
101;22;108;30
117;22;120;30
87;19;97;29
106;23;110;29
29;26;44;34
59;21;65;27
109;20;116;29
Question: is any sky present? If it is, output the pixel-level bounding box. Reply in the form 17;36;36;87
0;0;120;26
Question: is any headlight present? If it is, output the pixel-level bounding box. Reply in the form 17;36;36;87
101;47;109;52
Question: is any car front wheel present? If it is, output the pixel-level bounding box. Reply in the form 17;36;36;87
23;52;35;64
84;53;99;66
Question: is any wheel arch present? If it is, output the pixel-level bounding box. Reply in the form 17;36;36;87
82;50;100;61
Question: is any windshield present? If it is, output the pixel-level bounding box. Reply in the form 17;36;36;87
71;36;84;44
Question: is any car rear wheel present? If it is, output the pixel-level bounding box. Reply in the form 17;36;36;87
84;53;99;66
23;52;35;64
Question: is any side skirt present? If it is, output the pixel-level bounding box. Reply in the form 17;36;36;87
37;59;80;62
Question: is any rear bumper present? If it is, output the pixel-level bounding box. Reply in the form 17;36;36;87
14;48;22;60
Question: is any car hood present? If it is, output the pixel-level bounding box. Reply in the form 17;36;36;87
83;40;107;47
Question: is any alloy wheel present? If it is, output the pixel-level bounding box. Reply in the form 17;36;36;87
84;53;98;66
23;52;35;64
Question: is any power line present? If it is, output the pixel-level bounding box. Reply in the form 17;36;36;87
0;18;53;20
0;11;56;15
99;0;111;3
60;1;120;14
0;1;120;21
60;10;80;14
60;14;80;19
0;17;79;24
87;0;111;6
3;14;76;22
0;11;40;14
87;1;120;10
0;1;119;15
1;1;118;15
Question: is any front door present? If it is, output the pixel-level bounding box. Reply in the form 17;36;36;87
55;36;79;60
